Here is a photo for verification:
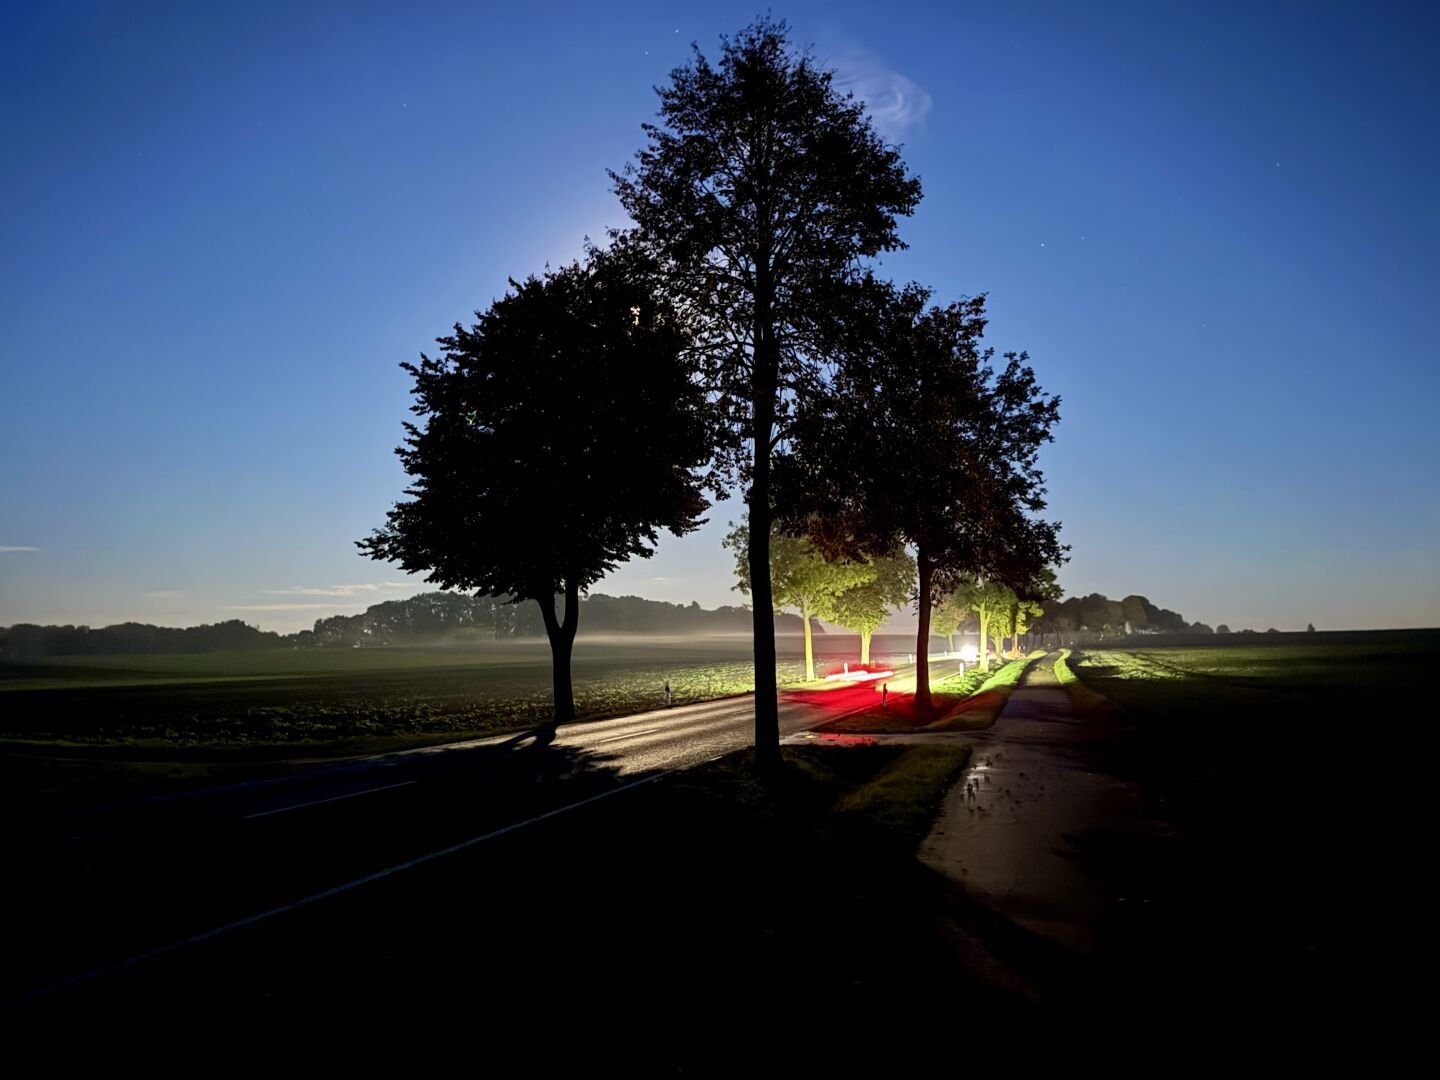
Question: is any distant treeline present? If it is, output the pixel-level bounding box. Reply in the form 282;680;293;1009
299;591;810;647
0;591;812;658
1034;593;1209;636
0;619;286;658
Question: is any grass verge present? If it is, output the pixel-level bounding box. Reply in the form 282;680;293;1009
1054;649;1115;717
816;657;1034;734
833;744;973;840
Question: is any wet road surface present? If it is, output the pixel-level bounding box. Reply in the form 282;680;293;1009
920;655;1166;959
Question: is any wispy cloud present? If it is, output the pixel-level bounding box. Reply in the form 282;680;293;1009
832;53;932;142
226;602;362;612
261;582;414;598
0;545;40;553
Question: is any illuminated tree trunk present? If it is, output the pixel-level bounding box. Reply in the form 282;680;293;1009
860;628;872;665
978;609;990;670
802;598;815;681
915;547;934;711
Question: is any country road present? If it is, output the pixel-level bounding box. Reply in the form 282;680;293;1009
3;679;887;1006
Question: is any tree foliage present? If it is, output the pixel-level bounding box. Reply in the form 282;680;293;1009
930;591;972;652
779;284;1063;706
359;247;710;723
826;550;917;664
723;517;873;680
613;16;922;764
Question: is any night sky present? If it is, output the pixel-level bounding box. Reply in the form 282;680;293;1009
3;1;1437;633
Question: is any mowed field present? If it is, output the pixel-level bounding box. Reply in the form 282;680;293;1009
0;633;919;752
1072;632;1429;719
1068;629;1433;1001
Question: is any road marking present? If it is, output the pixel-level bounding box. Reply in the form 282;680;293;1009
15;767;680;1006
15;692;882;1007
593;727;661;744
242;780;416;820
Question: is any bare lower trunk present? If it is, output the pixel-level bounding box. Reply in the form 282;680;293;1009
915;548;933;711
978;611;989;670
537;579;580;728
860;628;872;666
802;601;815;682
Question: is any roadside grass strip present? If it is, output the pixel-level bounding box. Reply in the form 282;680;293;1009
815;656;1035;734
834;745;974;842
1054;648;1115;717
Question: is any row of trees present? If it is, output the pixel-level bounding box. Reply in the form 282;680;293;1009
0;620;283;658
0;592;816;658
304;591;809;646
1037;592;1192;637
361;19;1063;764
723;522;913;678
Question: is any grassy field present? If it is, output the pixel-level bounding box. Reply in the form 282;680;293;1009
1066;631;1433;1003
1068;633;1431;834
0;633;925;752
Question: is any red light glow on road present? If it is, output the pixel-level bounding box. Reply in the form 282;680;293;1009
820;668;894;684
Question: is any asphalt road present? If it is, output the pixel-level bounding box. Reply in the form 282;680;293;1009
4;681;886;1006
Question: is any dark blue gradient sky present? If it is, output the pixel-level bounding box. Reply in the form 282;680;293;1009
3;1;1437;632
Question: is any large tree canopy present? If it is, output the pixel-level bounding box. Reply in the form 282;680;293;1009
781;282;1064;709
358;246;710;724
613;17;921;767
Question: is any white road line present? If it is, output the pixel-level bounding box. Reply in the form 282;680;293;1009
242;781;417;820
16;693;883;1007
592;727;662;745
17;767;680;1006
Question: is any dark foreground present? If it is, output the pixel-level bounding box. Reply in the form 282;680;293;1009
4;634;1430;1061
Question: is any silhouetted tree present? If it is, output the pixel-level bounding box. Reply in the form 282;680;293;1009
779;284;1063;709
1120;594;1152;632
1217;624;1231;634
359;248;710;727
613;17;921;768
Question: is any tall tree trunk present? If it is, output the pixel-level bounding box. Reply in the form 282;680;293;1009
860;628;872;666
537;580;580;728
915;547;933;711
749;270;780;771
978;610;989;671
947;632;955;653
802;600;815;681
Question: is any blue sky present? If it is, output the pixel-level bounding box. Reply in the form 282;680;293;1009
2;1;1437;633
